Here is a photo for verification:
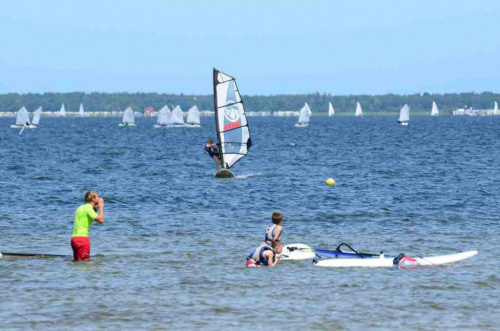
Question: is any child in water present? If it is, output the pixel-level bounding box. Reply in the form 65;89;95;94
263;212;283;246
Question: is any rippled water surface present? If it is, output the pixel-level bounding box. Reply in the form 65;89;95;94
1;115;499;330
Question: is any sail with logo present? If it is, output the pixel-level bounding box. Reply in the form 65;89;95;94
212;68;252;178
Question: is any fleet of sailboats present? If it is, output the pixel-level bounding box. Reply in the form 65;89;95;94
295;103;312;127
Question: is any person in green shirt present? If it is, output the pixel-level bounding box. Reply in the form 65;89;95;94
70;191;104;261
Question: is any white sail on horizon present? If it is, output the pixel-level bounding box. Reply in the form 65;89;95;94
122;107;135;124
186;105;201;125
157;105;172;125
328;102;335;116
214;69;252;169
59;104;66;117
16;107;30;125
32;107;42;125
297;103;312;124
355;102;363;117
399;104;410;123
79;103;85;117
172;106;185;125
494;101;499;115
431;101;439;116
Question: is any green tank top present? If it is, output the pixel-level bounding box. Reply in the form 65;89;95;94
72;204;98;237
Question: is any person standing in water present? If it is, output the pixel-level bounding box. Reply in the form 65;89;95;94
263;212;284;246
71;191;104;261
205;137;221;171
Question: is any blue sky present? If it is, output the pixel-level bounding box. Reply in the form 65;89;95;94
1;1;499;95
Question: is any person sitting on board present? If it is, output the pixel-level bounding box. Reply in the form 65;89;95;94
70;191;105;262
263;212;284;246
205;137;221;171
246;240;283;267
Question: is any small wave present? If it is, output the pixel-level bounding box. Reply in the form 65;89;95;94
7;165;24;171
31;175;55;181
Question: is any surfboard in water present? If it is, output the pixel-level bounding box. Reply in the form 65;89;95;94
328;102;335;116
213;68;252;178
32;107;42;125
398;104;410;125
431;101;439;116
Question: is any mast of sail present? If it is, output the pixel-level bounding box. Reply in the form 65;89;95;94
213;68;225;168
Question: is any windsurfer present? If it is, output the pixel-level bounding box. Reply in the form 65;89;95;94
70;191;104;261
205;137;221;170
246;240;283;267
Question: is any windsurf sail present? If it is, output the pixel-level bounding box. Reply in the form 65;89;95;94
172;106;185;125
157;105;171;125
297;103;312;124
59;104;66;117
79;103;85;117
494;101;499;115
328;102;335;116
213;68;252;169
32;107;42;125
355;102;363;117
16;107;30;125
431;101;439;116
398;104;410;123
122;107;135;124
186;105;201;125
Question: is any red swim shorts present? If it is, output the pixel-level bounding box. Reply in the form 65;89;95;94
71;237;90;260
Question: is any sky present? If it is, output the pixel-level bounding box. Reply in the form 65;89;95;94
1;1;499;95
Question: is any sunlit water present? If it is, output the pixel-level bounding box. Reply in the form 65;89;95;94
1;115;499;329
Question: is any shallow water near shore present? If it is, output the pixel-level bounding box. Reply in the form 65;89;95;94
1;115;499;329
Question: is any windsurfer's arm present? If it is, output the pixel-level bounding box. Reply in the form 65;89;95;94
264;251;279;267
94;198;104;224
273;225;282;241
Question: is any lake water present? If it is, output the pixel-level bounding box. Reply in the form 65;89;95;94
1;115;499;330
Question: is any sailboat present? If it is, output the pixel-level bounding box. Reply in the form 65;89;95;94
494;101;499;115
11;107;36;129
431;101;439;116
58;104;66;117
154;105;172;128
328;102;335;116
212;68;252;178
295;103;312;127
398;104;410;125
32;107;42;125
79;103;86;117
355;102;363;117
119;107;136;127
171;106;186;127
186;105;201;127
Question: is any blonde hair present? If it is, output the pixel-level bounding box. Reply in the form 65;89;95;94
85;191;98;204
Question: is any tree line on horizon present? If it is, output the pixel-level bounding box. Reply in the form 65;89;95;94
0;91;498;113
